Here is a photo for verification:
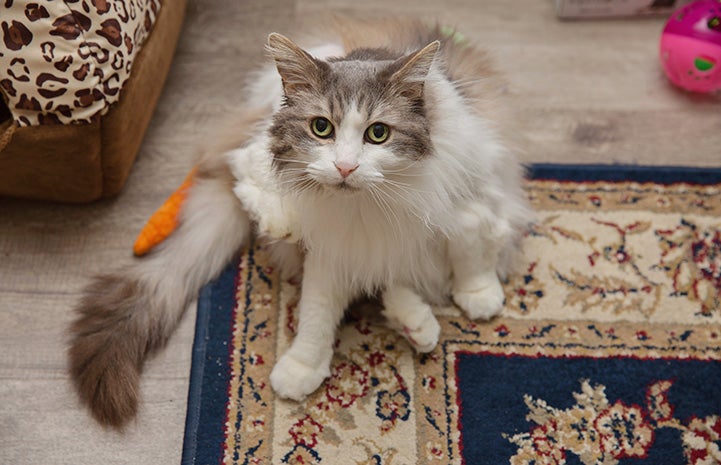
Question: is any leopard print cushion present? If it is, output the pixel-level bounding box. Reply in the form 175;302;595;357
0;0;162;127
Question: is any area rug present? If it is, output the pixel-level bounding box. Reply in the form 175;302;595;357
181;164;721;465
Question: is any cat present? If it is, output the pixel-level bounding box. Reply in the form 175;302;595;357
68;18;531;428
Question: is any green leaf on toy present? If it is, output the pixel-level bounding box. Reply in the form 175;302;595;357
694;56;716;72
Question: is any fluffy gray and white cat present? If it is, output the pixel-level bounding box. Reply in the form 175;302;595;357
68;18;531;428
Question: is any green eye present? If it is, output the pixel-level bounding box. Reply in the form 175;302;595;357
311;117;333;138
366;123;390;144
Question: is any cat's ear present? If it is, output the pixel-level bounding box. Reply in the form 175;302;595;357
388;41;440;99
267;33;326;95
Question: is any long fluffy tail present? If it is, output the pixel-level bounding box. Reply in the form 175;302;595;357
68;159;250;428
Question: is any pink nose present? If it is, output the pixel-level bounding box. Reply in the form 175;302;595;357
334;161;359;179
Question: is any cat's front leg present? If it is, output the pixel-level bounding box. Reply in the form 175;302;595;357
382;284;440;353
270;255;351;401
229;145;299;242
233;180;299;242
449;201;507;320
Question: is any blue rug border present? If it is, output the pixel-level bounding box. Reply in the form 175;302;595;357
180;163;721;465
181;257;240;465
527;163;721;185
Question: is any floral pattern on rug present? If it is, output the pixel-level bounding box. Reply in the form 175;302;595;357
507;180;721;323
505;379;721;465
218;179;721;465
655;219;721;316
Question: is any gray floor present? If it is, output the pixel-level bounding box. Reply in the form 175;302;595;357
1;1;719;464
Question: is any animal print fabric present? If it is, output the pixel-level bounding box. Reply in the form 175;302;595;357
0;0;161;126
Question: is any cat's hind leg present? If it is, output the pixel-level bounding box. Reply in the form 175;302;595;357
448;201;508;320
382;284;440;353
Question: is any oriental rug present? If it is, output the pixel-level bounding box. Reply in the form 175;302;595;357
182;164;721;465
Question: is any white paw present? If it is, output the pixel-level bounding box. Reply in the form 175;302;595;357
385;311;440;353
233;181;262;218
400;316;441;353
233;181;299;242
270;351;330;401
453;277;505;320
258;211;296;241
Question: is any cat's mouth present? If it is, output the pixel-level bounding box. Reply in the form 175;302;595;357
338;181;359;191
324;180;362;194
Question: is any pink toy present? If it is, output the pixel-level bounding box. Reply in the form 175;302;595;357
660;0;721;93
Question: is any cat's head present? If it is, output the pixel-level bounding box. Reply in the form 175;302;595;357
267;33;439;196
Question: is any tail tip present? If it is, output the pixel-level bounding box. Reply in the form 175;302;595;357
69;342;142;429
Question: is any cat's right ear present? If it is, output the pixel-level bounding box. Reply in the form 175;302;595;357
267;33;325;95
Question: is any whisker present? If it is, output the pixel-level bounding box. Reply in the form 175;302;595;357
272;158;312;166
368;184;403;243
375;182;435;231
382;178;434;196
379;182;415;205
367;185;392;223
272;171;319;196
383;172;426;178
277;167;311;176
382;178;413;189
290;182;317;198
381;160;421;175
274;173;308;185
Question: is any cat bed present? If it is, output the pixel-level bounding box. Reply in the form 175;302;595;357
0;0;186;202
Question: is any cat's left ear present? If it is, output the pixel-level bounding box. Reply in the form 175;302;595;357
388;41;440;99
267;33;327;95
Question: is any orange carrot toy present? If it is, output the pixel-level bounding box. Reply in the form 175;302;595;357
133;168;196;257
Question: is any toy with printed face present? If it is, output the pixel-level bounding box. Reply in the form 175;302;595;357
660;0;721;93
